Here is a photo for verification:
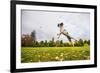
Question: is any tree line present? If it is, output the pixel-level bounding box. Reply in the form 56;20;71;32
21;30;90;47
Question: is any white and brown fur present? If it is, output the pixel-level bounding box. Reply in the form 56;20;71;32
57;22;77;46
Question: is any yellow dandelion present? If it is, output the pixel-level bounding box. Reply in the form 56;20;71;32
38;55;40;57
60;53;64;57
55;56;59;60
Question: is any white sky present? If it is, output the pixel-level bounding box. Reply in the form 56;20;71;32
21;10;90;42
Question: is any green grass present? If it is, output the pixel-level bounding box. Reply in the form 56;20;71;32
21;46;90;63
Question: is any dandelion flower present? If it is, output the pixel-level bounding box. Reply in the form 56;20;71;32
55;56;59;60
60;53;64;57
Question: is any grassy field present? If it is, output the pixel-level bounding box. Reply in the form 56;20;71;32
21;46;90;63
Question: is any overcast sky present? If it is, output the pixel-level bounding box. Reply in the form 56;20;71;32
21;10;90;42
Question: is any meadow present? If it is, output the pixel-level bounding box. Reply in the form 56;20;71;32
21;46;90;63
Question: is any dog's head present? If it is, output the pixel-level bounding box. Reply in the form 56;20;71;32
58;22;64;27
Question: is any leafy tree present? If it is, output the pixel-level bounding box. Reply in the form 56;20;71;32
31;30;36;43
84;40;90;45
78;39;84;46
87;40;90;45
40;41;44;47
59;40;64;47
66;42;71;47
44;40;48;47
35;41;39;47
21;34;33;47
55;40;60;47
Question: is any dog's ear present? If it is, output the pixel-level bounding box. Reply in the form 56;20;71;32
58;24;59;27
60;22;64;26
